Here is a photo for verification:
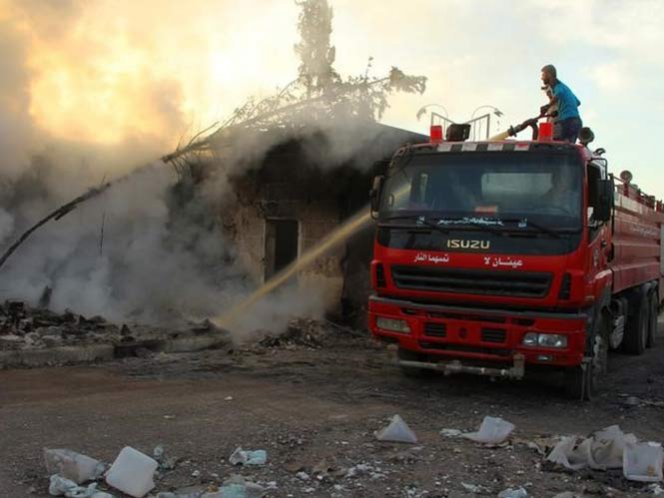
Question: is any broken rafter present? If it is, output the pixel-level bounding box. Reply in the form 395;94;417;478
0;183;112;272
160;76;397;166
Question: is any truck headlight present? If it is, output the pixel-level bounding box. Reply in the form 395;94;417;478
376;317;411;334
522;333;567;349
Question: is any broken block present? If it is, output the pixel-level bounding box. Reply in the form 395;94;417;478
105;447;158;497
44;448;105;484
229;447;267;466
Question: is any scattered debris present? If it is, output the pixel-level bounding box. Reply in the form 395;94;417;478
375;415;418;444
217;475;265;498
623;442;664;482
0;301;121;351
520;436;558;456
617;393;664;409
228;447;267;466
547;425;637;471
463;416;515;445
440;428;463;438
648;483;664;495
48;475;107;497
461;482;490;494
44;448;105;484
152;444;179;471
498;487;529;498
105;447;158;498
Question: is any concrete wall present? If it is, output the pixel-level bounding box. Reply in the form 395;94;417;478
222;177;347;314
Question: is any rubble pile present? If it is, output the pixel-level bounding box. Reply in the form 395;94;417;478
0;300;122;351
256;318;365;349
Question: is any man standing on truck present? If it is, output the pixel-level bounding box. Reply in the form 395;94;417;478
540;64;582;143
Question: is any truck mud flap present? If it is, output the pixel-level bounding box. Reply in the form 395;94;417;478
398;353;525;380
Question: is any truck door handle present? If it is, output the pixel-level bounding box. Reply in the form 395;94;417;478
601;240;607;248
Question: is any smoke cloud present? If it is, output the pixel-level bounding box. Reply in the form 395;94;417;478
0;0;417;336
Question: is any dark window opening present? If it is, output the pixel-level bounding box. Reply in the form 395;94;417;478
265;219;299;281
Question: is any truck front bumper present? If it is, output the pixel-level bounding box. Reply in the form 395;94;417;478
400;354;526;379
369;296;588;369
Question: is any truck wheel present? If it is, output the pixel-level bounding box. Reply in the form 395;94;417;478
623;296;648;355
564;313;609;401
397;348;432;378
647;293;659;348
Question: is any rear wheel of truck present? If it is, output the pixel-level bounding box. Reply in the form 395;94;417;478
646;292;659;348
564;312;609;401
397;348;433;378
623;294;648;355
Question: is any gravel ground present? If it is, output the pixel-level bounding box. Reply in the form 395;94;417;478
1;317;663;498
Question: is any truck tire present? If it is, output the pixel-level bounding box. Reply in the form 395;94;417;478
623;295;648;355
397;348;432;378
647;292;659;348
564;312;609;401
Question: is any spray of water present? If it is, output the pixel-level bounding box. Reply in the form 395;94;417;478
213;180;415;330
214;207;373;329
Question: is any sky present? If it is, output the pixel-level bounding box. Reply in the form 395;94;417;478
2;0;663;198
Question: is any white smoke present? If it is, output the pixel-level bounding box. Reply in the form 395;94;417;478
0;209;14;246
0;160;247;323
0;0;421;336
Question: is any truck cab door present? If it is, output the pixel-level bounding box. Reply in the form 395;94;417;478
586;164;612;275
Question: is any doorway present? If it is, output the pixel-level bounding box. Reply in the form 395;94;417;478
264;219;299;281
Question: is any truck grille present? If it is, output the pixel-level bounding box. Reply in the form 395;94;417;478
391;266;552;298
481;328;506;343
424;322;447;338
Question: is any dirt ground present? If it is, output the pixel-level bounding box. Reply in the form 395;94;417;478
1;317;663;498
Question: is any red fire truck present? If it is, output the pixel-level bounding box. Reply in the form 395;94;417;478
368;120;663;399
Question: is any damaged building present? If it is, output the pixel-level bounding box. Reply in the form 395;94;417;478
220;124;426;326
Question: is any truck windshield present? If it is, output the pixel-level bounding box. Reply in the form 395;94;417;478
379;151;583;230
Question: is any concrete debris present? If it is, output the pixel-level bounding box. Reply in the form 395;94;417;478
497;487;529;498
460;482;489;494
440;428;463;438
217;475;265;498
463;416;515;445
296;471;310;481
159;486;212;498
0;300;120;351
551;493;583;498
547;425;638;471
375;415;418;444
618;393;664;409
648;483;664;495
153;444;178;471
521;436;558;455
228;447;267;466
256;318;360;349
44;448;105;484
623;442;664;482
48;475;109;497
105;446;158;498
49;475;78;496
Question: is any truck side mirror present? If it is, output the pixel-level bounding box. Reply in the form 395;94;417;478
370;176;385;214
595;179;614;222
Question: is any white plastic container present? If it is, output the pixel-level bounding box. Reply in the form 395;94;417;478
105;446;158;497
623;442;664;482
375;414;418;443
463;416;515;445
